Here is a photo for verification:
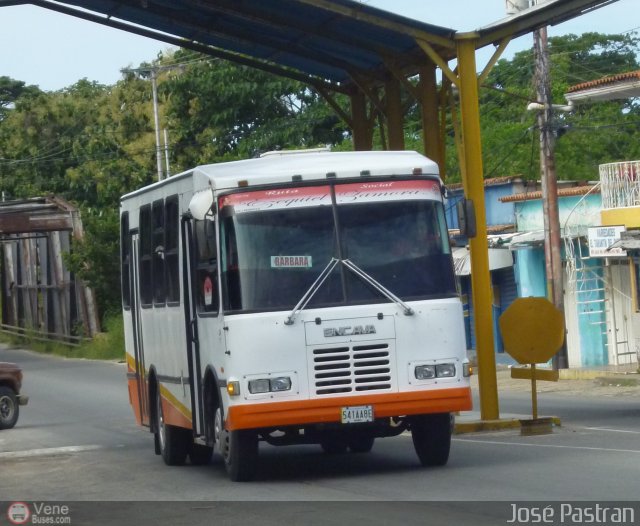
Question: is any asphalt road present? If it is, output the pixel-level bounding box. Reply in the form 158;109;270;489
1;345;639;524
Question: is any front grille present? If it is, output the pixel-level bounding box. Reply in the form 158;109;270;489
311;343;392;395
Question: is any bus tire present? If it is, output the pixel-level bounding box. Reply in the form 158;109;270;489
410;412;451;467
214;406;258;482
0;386;19;430
320;437;348;454
156;388;189;466
348;435;375;453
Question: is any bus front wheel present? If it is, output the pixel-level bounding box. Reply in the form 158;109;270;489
214;406;258;482
410;413;452;467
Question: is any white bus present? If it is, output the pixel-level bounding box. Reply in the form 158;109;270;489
121;150;472;481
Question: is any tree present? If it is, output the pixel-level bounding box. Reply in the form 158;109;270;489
472;32;640;182
161;51;348;170
0;76;40;121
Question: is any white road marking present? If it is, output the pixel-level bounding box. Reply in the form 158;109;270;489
583;426;640;435
453;438;640;454
0;445;102;459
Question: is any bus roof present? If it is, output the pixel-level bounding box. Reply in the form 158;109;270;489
121;150;440;202
194;150;439;190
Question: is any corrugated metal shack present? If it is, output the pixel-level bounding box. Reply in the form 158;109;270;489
0;197;100;344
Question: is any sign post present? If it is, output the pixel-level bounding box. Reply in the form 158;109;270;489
499;297;564;433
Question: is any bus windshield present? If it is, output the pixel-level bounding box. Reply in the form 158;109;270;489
219;180;456;313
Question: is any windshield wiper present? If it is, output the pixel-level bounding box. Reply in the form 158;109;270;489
341;259;414;316
284;257;340;325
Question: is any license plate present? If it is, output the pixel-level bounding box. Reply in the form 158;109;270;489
341;405;374;424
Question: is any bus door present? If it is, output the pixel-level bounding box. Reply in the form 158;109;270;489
130;234;150;426
181;217;205;439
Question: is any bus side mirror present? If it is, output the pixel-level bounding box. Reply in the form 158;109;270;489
457;198;477;238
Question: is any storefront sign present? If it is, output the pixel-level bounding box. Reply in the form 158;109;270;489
587;225;627;257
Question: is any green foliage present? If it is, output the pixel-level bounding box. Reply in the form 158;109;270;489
1;34;639;348
465;32;640;183
0;76;40;121
0;313;125;360
76;313;125;360
162;51;348;169
65;208;122;318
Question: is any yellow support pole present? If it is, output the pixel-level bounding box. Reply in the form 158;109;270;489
455;34;499;421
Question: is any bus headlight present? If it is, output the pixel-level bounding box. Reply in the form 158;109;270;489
248;376;292;394
247;379;270;394
415;365;436;380
270;377;292;392
414;363;457;380
436;363;456;378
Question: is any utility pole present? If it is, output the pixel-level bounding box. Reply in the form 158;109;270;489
163;128;171;178
150;69;164;182
123;62;185;181
533;18;568;369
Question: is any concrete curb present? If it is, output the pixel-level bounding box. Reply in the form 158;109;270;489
559;368;639;380
454;415;562;434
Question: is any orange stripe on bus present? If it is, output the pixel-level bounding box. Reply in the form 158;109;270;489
159;385;192;430
226;386;472;431
127;378;143;426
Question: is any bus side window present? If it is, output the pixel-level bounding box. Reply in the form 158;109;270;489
120;212;131;309
221;217;241;311
195;218;218;313
139;205;153;307
165;196;180;304
152;199;166;306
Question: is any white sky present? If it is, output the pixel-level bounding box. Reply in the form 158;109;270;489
0;0;638;91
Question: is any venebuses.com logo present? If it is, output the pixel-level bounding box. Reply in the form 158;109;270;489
7;502;30;525
6;502;71;525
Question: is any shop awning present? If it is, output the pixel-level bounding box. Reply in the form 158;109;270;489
608;231;640;251
452;247;513;276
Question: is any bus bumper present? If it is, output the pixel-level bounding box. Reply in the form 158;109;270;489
226;386;472;431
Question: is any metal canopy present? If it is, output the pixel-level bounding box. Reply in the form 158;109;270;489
12;0;619;92
25;0;457;91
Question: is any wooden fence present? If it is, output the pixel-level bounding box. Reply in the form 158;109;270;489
0;197;100;345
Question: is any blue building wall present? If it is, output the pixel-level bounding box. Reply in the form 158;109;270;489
513;249;547;297
513;193;608;367
449;180;521;356
576;249;608;366
446;181;519;231
485;185;519;225
515;195;602;232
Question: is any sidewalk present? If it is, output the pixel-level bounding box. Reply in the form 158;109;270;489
453;363;640;434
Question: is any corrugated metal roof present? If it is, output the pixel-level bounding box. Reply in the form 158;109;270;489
31;0;620;92
37;0;456;90
499;185;600;203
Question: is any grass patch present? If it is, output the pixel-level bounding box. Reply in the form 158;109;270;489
0;313;125;361
76;314;125;361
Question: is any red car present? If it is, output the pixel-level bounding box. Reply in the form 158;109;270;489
0;362;29;429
